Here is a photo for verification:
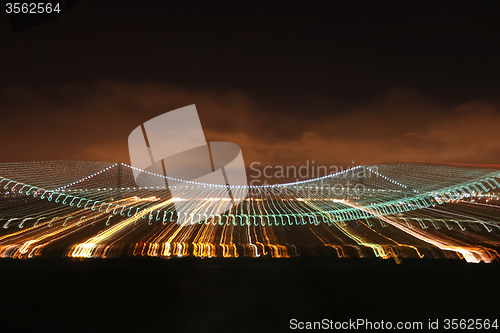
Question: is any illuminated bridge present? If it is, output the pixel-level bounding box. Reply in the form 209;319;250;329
0;161;499;263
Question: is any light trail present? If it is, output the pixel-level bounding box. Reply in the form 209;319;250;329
0;161;499;263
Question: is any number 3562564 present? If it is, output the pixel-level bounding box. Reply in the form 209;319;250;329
6;3;61;14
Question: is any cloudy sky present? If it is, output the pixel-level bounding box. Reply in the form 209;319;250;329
1;1;500;180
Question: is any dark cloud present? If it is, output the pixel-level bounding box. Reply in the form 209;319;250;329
1;81;499;179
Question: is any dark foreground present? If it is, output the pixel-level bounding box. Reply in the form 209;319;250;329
1;257;498;332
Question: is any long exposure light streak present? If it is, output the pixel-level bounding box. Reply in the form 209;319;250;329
0;161;499;263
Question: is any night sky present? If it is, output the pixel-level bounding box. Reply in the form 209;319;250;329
1;1;500;174
1;3;500;331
